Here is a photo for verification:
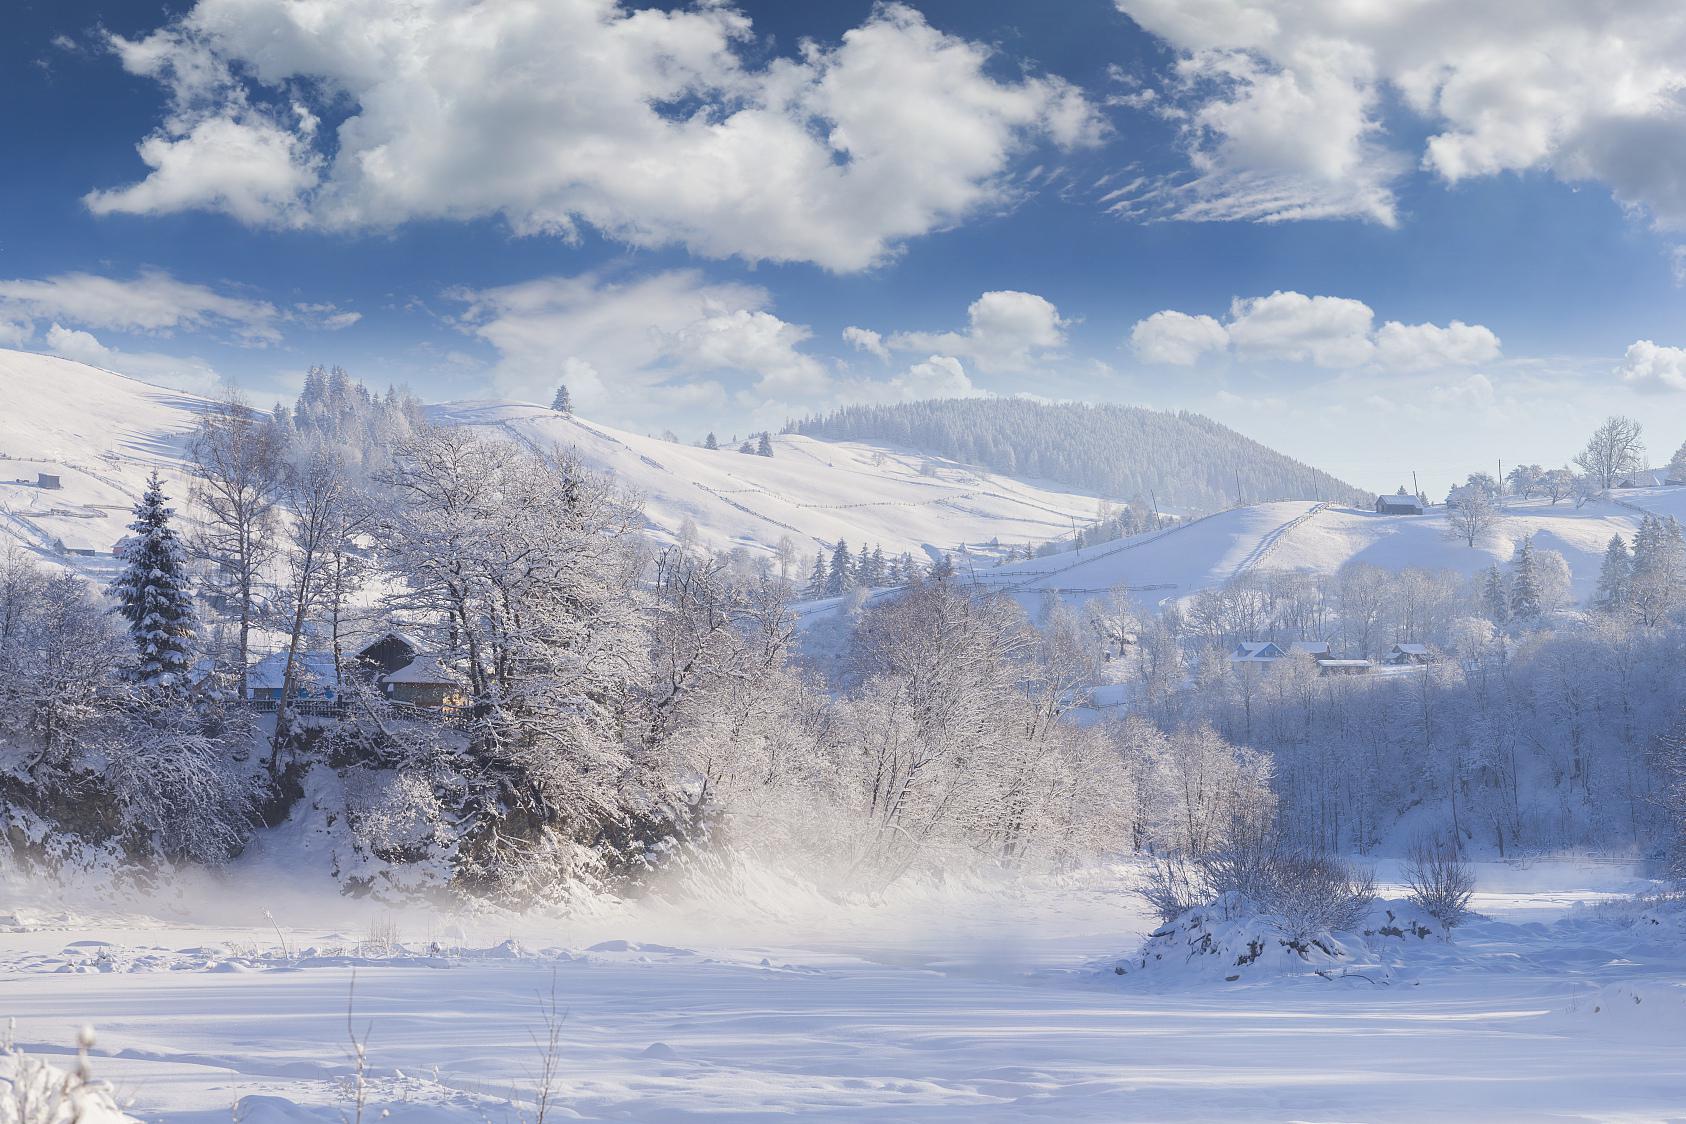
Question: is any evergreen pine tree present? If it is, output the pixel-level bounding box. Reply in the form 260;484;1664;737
805;552;829;599
109;471;196;690
1593;534;1632;614
860;544;886;587
757;432;774;457
552;383;573;413
826;541;854;596
931;552;956;582
1482;564;1509;625
704;432;719;450
1509;537;1541;620
896;551;918;584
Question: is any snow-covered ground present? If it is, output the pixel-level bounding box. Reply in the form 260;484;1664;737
431;400;1106;563
3;859;1682;1122
963;493;1681;612
0;351;1106;571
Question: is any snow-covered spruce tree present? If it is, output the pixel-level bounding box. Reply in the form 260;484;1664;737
1593;534;1633;614
756;431;773;457
826;540;854;596
703;431;719;450
109;471;197;692
1481;565;1509;626
1631;514;1686;626
805;551;829;599
552;383;572;413
1508;537;1541;622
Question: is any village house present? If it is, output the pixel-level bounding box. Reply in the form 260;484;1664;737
244;651;339;708
1383;643;1434;666
1375;489;1426;515
350;631;466;710
1230;641;1288;665
238;631;466;714
1616;467;1677;488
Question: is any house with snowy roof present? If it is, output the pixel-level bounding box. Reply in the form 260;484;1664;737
1230;641;1288;664
1383;643;1434;666
245;651;340;704
1375;490;1426;515
349;631;466;710
377;651;467;710
1616;467;1676;488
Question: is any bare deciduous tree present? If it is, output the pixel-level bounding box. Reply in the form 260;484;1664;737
190;393;284;698
1573;415;1646;490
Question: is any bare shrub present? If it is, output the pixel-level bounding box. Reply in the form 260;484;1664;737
1403;840;1475;930
1200;827;1375;938
1138;853;1204;923
1137;823;1376;939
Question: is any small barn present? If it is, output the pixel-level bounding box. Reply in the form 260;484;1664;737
1375;491;1425;515
1289;640;1332;660
1317;658;1374;677
1616;468;1674;488
245;651;340;703
36;473;60;490
352;631;428;680
380;652;467;710
1383;643;1434;666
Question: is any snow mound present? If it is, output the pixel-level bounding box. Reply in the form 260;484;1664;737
0;1040;137;1124
1115;893;1444;985
1568;981;1686;1034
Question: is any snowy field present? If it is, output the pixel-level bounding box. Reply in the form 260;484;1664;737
3;860;1684;1123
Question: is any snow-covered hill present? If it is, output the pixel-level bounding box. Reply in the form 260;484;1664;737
10;350;1686;614
430;401;1107;561
0;352;1108;570
0;350;209;571
959;494;1674;613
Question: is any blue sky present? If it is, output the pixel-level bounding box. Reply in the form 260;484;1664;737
6;0;1686;495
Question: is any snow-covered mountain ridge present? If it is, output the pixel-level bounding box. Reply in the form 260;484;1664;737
7;349;1685;613
0;351;1108;567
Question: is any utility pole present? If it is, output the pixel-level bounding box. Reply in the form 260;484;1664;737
1235;468;1243;507
1412;469;1420;498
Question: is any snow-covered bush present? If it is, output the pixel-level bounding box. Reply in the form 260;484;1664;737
1402;841;1476;929
1136;826;1375;941
98;704;254;865
0;1027;133;1124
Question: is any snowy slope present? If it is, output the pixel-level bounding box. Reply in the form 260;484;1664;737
960;494;1669;611
430;401;1107;560
0;352;1108;570
0;350;210;568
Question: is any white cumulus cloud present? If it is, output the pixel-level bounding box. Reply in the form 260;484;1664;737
1129;309;1228;365
1616;339;1686;393
449;270;834;426
89;1;1102;272
887;290;1069;372
1114;0;1686;230
1130;290;1500;371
